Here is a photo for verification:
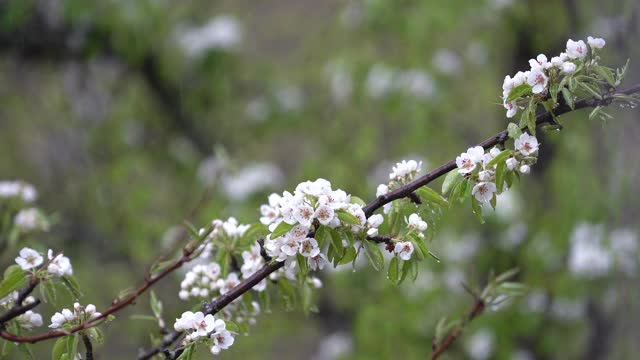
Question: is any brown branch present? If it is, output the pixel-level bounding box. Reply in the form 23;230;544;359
139;83;640;359
82;334;94;360
0;234;209;343
431;297;486;360
0;299;41;324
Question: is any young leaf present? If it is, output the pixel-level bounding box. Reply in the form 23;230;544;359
441;170;463;195
336;210;361;226
150;290;163;319
486;150;512;169
338;246;357;265
364;241;384;271
470;197;485;224
270;221;294;239
416;187;448;207
507;123;522;139
595;65;616;87
495;161;507;193
506;83;532;102
0;265;28;299
562;87;575;110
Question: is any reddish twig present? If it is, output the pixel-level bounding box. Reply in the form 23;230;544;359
431;296;486;360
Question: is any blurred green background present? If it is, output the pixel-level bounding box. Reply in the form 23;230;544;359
1;0;640;358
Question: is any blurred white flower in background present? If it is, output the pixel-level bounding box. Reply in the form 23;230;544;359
197;155;228;187
312;331;353;360
365;64;395;98
568;223;611;278
432;49;462;76
221;163;284;202
511;349;536;360
395;69;435;99
490;0;514;11
324;61;353;106
14;208;49;232
178;15;243;56
466;329;494;360
466;42;489;66
245;97;271;122
276;86;305;112
525;289;548;313
550;298;585;320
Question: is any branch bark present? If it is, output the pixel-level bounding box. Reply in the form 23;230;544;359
138;83;640;359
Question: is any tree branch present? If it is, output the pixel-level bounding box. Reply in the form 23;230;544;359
431;296;486;360
138;83;640;358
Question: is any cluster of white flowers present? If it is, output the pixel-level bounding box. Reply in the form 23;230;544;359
0;180;37;203
174;311;235;355
178;15;243;56
568;223;638;278
197;217;250;260
455;133;539;203
14;247;73;276
262;179;366;266
501;36;606;118
49;303;101;329
365;65;435;100
0;292;42;330
13;208;49;232
179;263;223;300
376;160;423;214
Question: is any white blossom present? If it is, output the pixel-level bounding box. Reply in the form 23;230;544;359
47;250;73;277
514;133;539;156
14;208;48;232
519;165;531;174
527;67;548;94
472;182;497;203
506;157;518;171
407;213;428;232
587;36;606;49
566;39;588;59
17;311;43;329
394;241;414;261
15;247;43;270
309;253;329;271
561;62;577;74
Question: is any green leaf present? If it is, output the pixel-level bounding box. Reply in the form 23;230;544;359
449;179;469;205
416;187;448;207
486;150;512;169
441;170;463;195
400;258;418;284
507;123;522;139
589;106;602;120
271;221;294;239
278;279;296;311
506;83;532;102
497;282;527;296
176;344;194;360
315;225;329;248
241;223;269;244
296;253;308;280
562;87;574;110
150;290;162;319
350;196;367;206
470;197;485;224
411;236;429;262
0;265;28;300
388;257;400;285
594;65;616;87
86;327;104;345
60;275;83;298
225;320;240;333
364;241;384;271
579;82;602;99
336;210;361;225
495;161;507;193
328;228;345;259
338;246;357;265
51;337;67;360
